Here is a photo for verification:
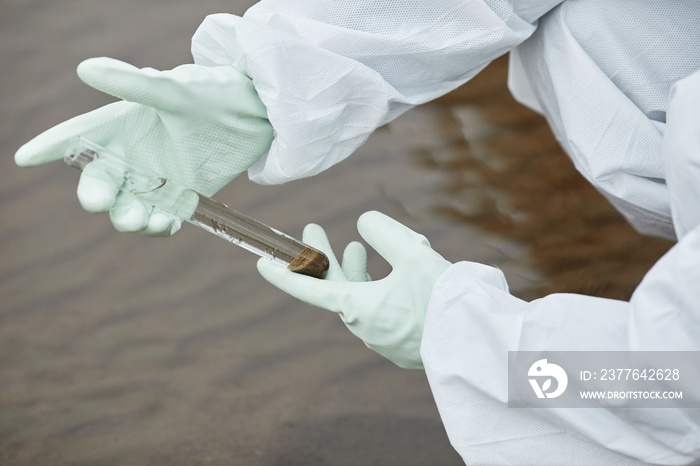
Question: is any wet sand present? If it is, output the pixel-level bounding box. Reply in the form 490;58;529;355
1;2;671;465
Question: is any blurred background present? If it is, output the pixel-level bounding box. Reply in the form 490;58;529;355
1;1;673;465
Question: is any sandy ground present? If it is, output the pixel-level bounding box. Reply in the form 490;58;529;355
1;2;672;465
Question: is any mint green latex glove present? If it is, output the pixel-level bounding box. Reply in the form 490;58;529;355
15;57;273;236
257;211;452;369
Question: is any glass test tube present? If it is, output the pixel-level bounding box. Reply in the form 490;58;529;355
64;138;329;278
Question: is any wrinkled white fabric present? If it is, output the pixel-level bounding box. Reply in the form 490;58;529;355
191;0;700;464
192;0;562;185
423;60;700;466
509;2;700;239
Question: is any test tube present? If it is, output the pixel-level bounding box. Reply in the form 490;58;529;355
64;138;329;278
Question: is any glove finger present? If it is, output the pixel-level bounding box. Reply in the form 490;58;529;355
342;241;371;282
109;192;150;233
14;101;135;167
257;258;360;313
356;211;431;267
77;57;179;111
142;209;182;237
76;160;123;213
78;57;270;118
301;223;345;281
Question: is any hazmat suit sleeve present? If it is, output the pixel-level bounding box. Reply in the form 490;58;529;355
419;68;700;466
420;4;700;464
191;0;563;185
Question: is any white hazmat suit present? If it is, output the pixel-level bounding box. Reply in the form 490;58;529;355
193;1;700;464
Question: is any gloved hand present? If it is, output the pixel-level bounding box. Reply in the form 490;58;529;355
257;211;452;369
15;57;273;236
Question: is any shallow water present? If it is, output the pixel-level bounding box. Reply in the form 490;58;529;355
1;2;672;465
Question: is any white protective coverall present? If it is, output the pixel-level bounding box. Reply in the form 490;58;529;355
192;1;700;464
